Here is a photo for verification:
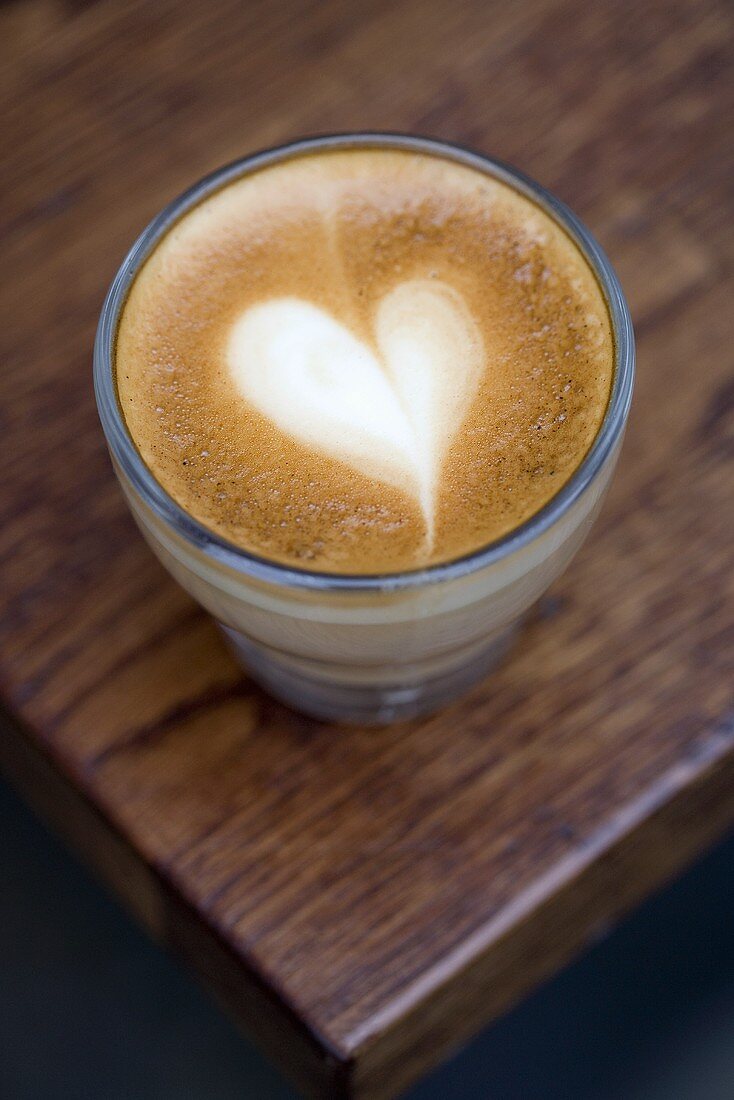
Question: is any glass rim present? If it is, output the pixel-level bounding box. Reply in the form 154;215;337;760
94;131;635;593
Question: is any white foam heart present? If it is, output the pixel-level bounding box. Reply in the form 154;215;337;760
227;279;484;544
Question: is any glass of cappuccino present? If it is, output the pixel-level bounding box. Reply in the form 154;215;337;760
95;134;634;724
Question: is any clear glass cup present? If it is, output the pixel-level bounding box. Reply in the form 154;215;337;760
94;134;634;725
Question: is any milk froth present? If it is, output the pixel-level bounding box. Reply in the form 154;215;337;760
116;147;613;574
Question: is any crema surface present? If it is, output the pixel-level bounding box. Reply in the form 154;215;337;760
116;148;614;574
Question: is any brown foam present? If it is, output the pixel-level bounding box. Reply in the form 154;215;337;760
116;148;614;575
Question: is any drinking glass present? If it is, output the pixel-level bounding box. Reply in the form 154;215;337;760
94;134;634;724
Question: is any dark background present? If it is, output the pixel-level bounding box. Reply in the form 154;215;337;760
1;771;732;1099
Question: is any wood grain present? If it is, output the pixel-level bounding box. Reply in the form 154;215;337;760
1;1;733;1097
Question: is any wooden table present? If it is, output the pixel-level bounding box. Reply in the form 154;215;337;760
2;2;733;1097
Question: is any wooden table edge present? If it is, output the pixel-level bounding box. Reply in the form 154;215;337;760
2;702;733;1100
0;705;350;1098
350;720;734;1096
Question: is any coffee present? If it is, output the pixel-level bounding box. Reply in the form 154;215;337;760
99;137;633;722
116;148;613;575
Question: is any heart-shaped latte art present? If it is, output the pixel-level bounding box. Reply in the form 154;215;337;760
227;280;484;544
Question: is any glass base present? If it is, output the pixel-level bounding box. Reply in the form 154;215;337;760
219;623;519;725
